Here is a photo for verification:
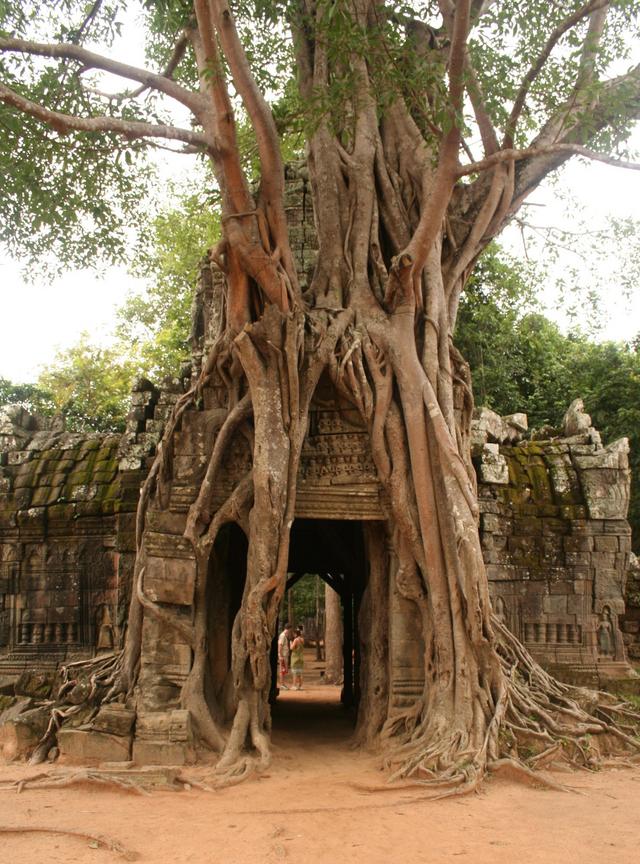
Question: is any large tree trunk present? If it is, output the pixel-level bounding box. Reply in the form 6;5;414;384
324;584;343;685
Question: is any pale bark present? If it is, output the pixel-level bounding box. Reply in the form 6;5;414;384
324;584;343;685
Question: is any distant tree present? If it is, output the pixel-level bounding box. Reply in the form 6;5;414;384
116;188;220;381
457;250;640;549
0;377;56;417
569;339;640;551
37;333;135;432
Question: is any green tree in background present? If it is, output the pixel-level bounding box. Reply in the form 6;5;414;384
37;333;136;432
0;377;55;417
456;249;640;549
116;187;220;381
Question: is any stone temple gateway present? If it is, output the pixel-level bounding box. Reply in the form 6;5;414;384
0;168;636;763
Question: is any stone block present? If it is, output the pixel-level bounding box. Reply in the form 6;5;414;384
481;513;507;534
144;555;196;606
0;705;50;759
543;595;568;615
92;704;136;737
513;517;543;536
7;451;33;466
472;407;505;445
567;594;587;614
0;697;31;725
604;520;631;535
479;451;509;485
0;714;39;760
594;569;623;600
132;740;193;766
481;533;508;551
591;551;616;569
142;637;192;677
485;564;517;582
542;518;570;536
594;535;619;552
564;535;594;553
521;595;544;617
619;535;632;553
14;669;56;698
483;549;508;564
136;709;193;743
621;620;640;635
565;551;591;566
58;728;132;763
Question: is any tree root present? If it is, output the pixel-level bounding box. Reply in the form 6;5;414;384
213;689;271;787
487;758;575;793
380;616;640;797
0;769;151;795
0;825;138;860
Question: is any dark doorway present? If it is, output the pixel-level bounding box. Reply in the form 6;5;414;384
272;518;368;724
206;523;247;718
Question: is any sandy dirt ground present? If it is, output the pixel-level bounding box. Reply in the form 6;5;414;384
1;659;639;864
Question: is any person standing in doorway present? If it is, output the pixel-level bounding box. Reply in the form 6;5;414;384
290;626;305;690
278;623;293;689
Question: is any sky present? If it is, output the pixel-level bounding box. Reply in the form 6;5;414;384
0;9;639;384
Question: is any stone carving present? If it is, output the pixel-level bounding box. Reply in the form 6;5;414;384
562;398;591;436
574;438;630;520
471;407;528;451
96;605;115;651
597;606;615;658
494;596;508;626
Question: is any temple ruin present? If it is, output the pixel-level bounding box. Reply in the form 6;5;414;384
0;167;637;763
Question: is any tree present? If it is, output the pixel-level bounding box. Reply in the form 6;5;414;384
37;333;136;432
2;0;640;789
457;258;640;548
116;186;221;380
324;583;343;684
0;377;56;417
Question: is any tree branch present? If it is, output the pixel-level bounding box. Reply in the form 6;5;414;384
71;0;104;44
103;30;191;103
403;0;470;276
503;0;609;147
190;1;252;211
208;0;299;296
576;2;609;89
465;54;499;156
510;63;640;206
0;80;208;147
457;142;640;177
0;35;202;112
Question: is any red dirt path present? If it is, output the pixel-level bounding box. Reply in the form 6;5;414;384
1;676;639;863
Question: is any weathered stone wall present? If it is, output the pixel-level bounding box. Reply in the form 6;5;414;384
622;554;640;662
0;374;188;679
474;404;634;686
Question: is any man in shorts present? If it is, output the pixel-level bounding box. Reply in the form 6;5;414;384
277;622;293;689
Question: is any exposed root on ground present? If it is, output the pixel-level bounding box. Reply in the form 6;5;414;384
377;616;640;798
0;766;206;795
0;769;150;795
0;825;139;860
